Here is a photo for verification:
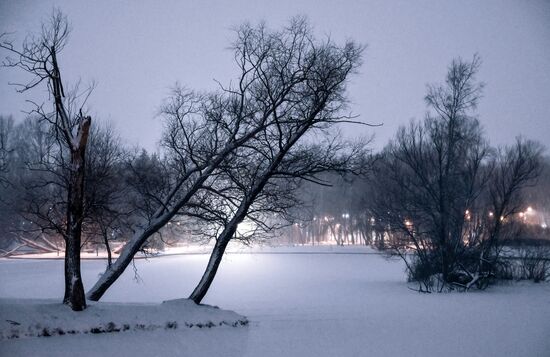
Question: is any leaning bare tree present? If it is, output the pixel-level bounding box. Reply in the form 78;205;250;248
86;82;275;300
1;10;92;310
185;19;367;303
86;17;367;302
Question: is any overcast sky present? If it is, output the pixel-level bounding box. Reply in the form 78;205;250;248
1;0;549;152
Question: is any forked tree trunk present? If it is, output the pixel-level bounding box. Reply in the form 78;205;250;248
62;117;91;311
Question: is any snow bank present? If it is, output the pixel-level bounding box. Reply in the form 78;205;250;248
0;298;247;340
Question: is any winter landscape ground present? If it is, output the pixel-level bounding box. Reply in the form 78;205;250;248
1;245;549;357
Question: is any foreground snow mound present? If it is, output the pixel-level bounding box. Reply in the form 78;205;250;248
0;298;248;340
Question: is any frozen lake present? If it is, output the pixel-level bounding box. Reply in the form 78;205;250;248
1;246;549;356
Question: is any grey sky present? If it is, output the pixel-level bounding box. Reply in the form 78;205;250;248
1;0;549;152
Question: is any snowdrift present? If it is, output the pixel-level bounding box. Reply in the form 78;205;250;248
0;298;248;340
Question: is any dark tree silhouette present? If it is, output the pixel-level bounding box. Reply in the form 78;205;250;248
369;56;542;291
1;10;92;310
187;18;367;303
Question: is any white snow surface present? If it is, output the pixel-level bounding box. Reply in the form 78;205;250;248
1;245;549;356
0;298;247;340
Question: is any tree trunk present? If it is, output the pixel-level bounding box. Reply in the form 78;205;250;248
189;128;305;304
63;117;91;311
87;219;168;301
102;227;112;268
189;237;230;304
189;201;250;304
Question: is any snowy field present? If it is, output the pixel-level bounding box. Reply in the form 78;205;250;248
1;246;549;356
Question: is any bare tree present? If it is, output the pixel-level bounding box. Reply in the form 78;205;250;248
86;83;275;301
369;55;490;291
88;19;368;300
88;17;340;300
1;10;92;310
369;56;543;291
185;19;367;303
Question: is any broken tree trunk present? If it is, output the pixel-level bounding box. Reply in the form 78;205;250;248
62;116;91;311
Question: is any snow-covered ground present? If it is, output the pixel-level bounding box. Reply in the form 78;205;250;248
1;246;549;356
0;298;246;339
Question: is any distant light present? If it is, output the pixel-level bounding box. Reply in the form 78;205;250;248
465;210;470;215
488;212;494;217
519;212;524;218
542;223;548;229
526;206;533;213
